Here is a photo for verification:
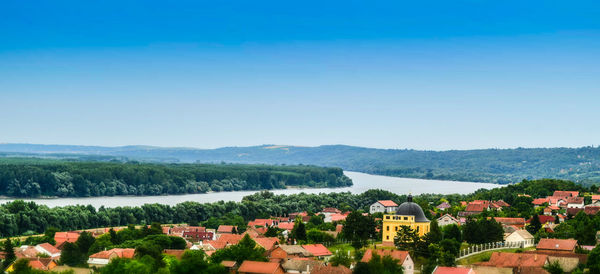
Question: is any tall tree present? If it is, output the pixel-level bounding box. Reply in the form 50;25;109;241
528;215;542;234
342;211;376;249
2;238;16;270
394;226;419;251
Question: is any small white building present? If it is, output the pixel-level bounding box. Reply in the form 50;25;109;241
437;214;460;227
369;200;399;214
505;230;534;248
34;243;61;258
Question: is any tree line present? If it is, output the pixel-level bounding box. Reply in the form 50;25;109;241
0;158;351;198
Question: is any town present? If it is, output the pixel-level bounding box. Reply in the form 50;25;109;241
1;178;600;273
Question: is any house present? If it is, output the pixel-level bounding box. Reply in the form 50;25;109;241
237;260;285;274
183;231;214;242
592;195;600;203
585;206;600;216
217;225;237;234
458;202;487;217
436;202;451;211
505;230;534;248
54;231;80;247
311;264;352;274
5;258;57;272
269;245;311;261
432;266;475;274
553;191;579;198
329;213;348;223
527;215;555;225
567;207;583;216
302;244;333;260
566;197;584;208
361;249;414;274
221;260;238;272
532;198;549;208
277;222;295;231
87;248;135;266
370;200;399;214
549;197;567;208
253;237;279;251
536;238;577;253
490;200;510;210
248;219;278;228
437;214;460;227
280;258;323;273
34;243;61;258
493;217;526;229
478;252;548;272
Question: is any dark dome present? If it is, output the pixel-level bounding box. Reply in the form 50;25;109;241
396;195;429;223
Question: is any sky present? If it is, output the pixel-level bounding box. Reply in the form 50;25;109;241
1;0;599;150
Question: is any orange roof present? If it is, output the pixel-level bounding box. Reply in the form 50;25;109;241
217;225;237;233
248;219;276;227
221;260;237;268
532;198;549;205
322;207;342;213
566;197;584;204
54;232;80;244
238;260;282;274
277;222;295;230
37;243;60;255
377;200;398;207
536;238;577;251
253;237;279;250
592;195;600;201
553;191;578;198
465;203;485;212
26;258;55;270
433;266;473;274
330;214;347;222
481;252;547;268
89;248;135;259
361;249;409;263
302;244;332;257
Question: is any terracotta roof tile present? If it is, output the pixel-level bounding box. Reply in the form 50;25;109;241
238;260;282;274
302;244;332;257
378;200;399;207
361;249;409;263
536;238;577;251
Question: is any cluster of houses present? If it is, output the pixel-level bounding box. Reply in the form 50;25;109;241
433;238;587;274
0;207;361;274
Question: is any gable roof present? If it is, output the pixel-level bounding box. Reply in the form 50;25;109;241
465;203;485;212
281;258;323;272
493;217;525;226
436;202;451;209
361;249;409;263
433;266;473;274
532;198;549;205
253;237;279;251
163;249;186;260
217;225;236;233
537;238;577;251
238;260;282;274
509;230;534;240
278;245;311;256
36;243;60;255
277;222;295;230
89;248;135;259
566;197;584;204
553;191;578;198
527;215;555;224
302;244;332;257
378;200;399;207
481;252;548;268
438;214;459;223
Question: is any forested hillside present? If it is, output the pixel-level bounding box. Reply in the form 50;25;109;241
0;158;351;198
2;144;600;185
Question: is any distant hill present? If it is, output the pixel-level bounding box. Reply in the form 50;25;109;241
2;143;600;185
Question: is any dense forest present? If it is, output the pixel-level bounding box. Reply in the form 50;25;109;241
0;158;351;198
0;178;586;238
2;143;600;185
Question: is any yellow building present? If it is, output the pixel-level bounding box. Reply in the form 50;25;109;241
382;194;430;243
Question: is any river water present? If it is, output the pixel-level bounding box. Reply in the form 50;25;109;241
0;171;500;208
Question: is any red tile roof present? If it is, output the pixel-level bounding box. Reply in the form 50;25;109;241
253;237;279;251
221;260;237;268
553;191;578;198
536;238;577;252
493;217;525;226
527;215;555;224
480;252;548;268
322;207;342;213
217;225;237;233
277;222;295;230
592;195;600;201
433;266;473;274
37;243;60;255
585;206;600;215
302;244;332;257
378;200;399;207
54;232;80;245
465;203;485;212
566;197;584;204
361;249;409;263
532;198;549;205
89;248;135;259
330;213;348;222
163;249;186;260
238;260;282;274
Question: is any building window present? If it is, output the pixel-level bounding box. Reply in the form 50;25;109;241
386;226;389;231
386;236;389;240
386;216;390;219
403;217;408;220
395;226;398;231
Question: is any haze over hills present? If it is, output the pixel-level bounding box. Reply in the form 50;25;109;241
2;143;600;185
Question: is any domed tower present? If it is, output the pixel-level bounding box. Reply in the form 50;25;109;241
382;194;431;244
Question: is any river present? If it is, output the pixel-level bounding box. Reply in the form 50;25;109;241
0;171;501;208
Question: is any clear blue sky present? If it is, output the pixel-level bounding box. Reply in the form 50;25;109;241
1;0;599;150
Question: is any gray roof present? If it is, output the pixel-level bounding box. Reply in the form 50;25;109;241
279;245;312;256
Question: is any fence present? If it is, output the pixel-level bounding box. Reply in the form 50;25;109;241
457;240;532;260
